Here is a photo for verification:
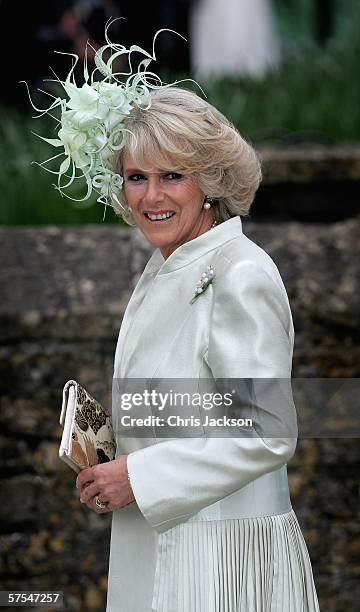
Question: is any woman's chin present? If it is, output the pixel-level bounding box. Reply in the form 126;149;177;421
144;233;175;250
139;224;178;248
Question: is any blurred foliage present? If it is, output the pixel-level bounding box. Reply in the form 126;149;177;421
201;0;360;145
1;0;359;224
274;0;318;45
0;113;121;225
273;0;349;46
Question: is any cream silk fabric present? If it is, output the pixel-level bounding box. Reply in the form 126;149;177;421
106;217;320;611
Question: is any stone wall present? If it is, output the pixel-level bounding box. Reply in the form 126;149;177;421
0;216;359;611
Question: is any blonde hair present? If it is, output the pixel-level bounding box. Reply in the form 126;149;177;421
112;87;262;225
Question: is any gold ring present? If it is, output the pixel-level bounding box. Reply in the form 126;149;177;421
95;496;107;509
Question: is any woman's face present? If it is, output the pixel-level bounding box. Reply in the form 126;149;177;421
122;152;215;259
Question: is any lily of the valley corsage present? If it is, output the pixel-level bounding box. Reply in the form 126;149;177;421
190;266;215;304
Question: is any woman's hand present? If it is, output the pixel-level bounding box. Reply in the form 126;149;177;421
76;455;135;514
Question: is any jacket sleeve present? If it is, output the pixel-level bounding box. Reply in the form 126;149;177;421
126;259;297;534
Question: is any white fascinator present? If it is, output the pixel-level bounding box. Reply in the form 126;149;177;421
23;19;190;218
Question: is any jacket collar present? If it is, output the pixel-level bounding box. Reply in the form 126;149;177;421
140;216;243;275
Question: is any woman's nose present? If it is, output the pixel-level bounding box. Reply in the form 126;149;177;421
144;176;165;204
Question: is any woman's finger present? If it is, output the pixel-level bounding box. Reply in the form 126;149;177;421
80;482;100;504
76;467;95;490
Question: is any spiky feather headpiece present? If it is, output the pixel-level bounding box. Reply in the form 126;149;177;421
23;19;190;218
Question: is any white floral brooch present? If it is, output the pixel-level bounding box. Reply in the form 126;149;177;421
190;266;215;304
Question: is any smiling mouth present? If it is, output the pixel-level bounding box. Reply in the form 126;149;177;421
144;211;176;223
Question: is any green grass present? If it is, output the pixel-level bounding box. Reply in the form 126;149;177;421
1;0;359;224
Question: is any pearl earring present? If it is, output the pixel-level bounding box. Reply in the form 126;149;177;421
203;196;214;210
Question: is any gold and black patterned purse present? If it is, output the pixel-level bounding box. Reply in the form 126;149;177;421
59;380;116;474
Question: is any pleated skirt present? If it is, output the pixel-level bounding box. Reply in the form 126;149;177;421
151;510;320;612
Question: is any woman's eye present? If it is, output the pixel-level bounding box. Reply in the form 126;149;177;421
165;173;183;180
127;174;145;181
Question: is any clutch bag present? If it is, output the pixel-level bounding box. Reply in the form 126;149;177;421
59;380;116;474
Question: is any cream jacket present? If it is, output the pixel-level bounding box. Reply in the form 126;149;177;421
112;215;297;534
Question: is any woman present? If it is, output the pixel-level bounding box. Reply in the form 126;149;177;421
76;88;320;611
